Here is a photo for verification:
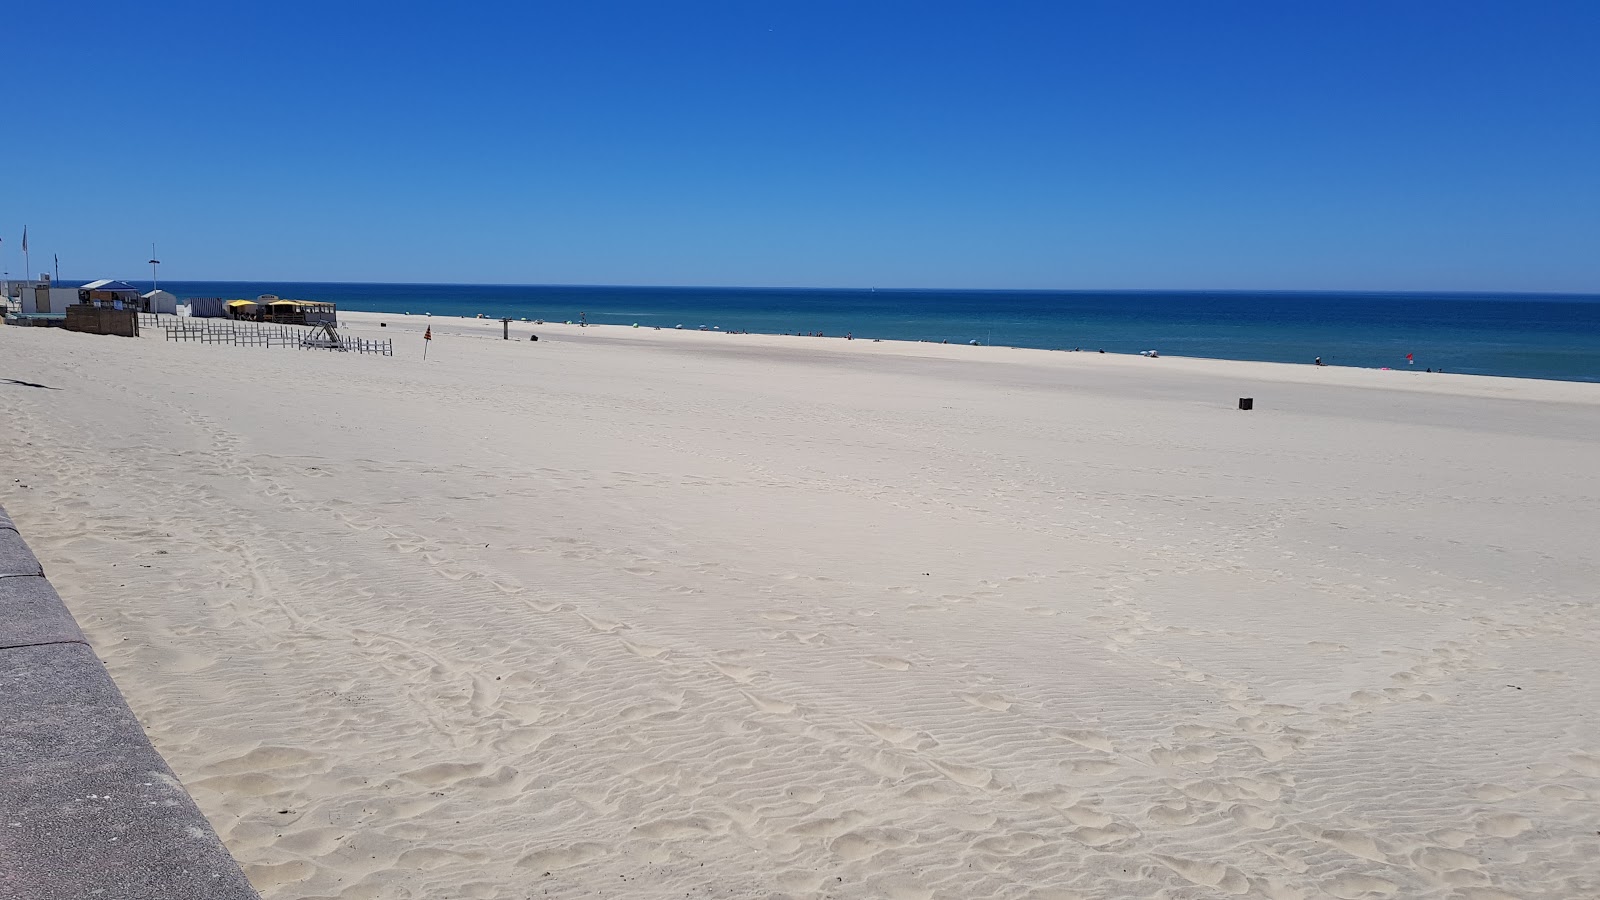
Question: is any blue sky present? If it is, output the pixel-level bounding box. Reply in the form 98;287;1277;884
8;1;1598;291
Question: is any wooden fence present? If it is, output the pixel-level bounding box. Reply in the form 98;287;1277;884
161;321;391;355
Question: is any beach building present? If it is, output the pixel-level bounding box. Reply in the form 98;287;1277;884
76;279;145;308
221;295;337;325
141;289;178;315
3;277;147;334
15;276;80;316
189;297;227;318
264;299;337;325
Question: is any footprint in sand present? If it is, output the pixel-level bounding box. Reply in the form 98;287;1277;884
1063;758;1122;776
622;640;668;659
829;827;914;861
878;879;934;900
865;655;913;671
242;860;315;890
631;815;730;841
772;870;826;892
973;832;1050;857
1567;751;1600;776
1147;801;1202;826
1153;855;1248;892
1150;745;1219;767
771;630;832;646
1412;846;1482;874
785;786;824;804
516;842;608;871
710;661;758;683
1305;828;1387;863
1060;805;1113;828
578;613;627;633
957;691;1013;712
1471;784;1518;802
740;691;796;715
1249;734;1307;762
1536;784;1585;801
1049;728;1114;753
1067;823;1138;848
790;811;867;839
1476;813;1532;837
399;761;486;787
1224;800;1278;829
860;721;921;746
928;759;994;789
1325;874;1398;899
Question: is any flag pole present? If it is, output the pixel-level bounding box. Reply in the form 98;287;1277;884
22;226;29;282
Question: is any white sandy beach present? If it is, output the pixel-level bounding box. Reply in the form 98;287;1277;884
2;313;1597;900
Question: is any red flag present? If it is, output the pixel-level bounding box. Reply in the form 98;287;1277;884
424;327;432;341
1406;353;1413;362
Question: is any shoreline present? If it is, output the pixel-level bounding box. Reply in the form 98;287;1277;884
155;282;1600;384
334;309;1600;403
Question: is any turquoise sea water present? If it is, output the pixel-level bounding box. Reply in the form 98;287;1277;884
159;282;1600;383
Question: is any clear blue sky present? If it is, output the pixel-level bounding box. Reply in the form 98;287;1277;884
8;1;1598;291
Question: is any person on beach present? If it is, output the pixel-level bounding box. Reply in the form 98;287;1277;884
1315;357;1324;366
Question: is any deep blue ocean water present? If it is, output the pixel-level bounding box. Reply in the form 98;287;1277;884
157;282;1600;383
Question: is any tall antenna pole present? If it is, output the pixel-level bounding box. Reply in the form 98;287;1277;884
148;242;160;292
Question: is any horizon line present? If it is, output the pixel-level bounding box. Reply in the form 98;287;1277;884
27;277;1600;299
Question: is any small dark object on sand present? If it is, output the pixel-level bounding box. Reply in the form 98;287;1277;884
1239;397;1254;410
529;335;538;341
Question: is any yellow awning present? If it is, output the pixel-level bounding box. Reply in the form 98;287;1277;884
225;300;257;308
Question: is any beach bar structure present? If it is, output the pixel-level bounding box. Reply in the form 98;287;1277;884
220;294;338;326
263;298;337;325
76;279;145;308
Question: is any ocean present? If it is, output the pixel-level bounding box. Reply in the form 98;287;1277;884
157;282;1600;383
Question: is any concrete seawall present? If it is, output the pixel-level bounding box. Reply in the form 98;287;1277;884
0;505;259;899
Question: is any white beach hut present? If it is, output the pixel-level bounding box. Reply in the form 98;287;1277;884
141;290;178;315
